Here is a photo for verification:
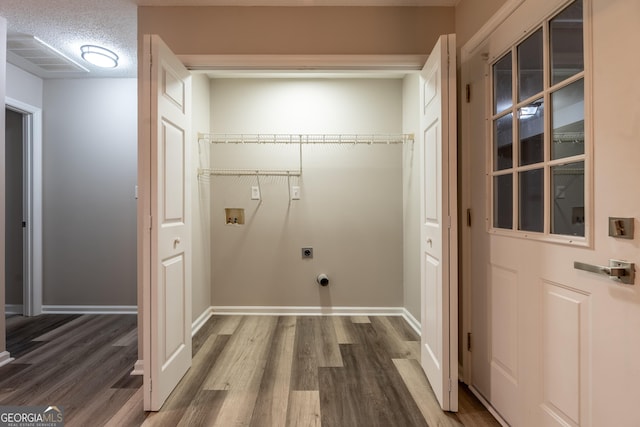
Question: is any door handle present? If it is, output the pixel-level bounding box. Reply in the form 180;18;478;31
174;237;181;248
574;259;635;285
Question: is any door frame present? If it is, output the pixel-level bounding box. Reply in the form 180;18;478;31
5;97;43;317
137;49;462;408
458;0;537;388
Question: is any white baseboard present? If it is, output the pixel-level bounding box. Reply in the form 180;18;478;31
42;305;137;315
400;308;421;336
469;385;510;427
5;304;23;315
131;359;144;376
192;306;214;336
210;306;406;317
0;351;14;368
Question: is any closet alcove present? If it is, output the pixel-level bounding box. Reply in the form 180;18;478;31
190;74;422;317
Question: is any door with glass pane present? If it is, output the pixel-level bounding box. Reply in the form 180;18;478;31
463;0;640;425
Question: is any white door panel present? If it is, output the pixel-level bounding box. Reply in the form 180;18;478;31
463;1;640;425
142;34;192;411
419;34;457;411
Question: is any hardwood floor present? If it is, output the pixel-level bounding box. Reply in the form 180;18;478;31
2;314;500;427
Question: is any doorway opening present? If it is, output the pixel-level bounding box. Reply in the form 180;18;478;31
4;98;43;318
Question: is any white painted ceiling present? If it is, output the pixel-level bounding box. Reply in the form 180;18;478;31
0;0;458;79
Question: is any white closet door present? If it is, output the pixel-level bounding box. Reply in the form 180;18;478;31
141;34;192;411
419;34;458;411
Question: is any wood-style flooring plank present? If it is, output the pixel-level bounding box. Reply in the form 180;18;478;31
332;316;358;344
286;390;321;427
249;316;296;427
38;341;138;415
291;317;319;391
315;317;343;368
192;314;240;356
369;316;419;359
204;316;278;390
0;363;30;389
386;315;421;341
0;318;137;406
2;314;501;427
393;358;463;427
31;315;92;342
350;316;371;323
104;387;148;427
176;390;227;427
457;383;503;427
143;334;230;426
18;315;135;365
65;386;140;427
6;314;82;358
319;342;427;427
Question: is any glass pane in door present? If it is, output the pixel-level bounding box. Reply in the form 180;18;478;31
551;79;584;159
494;174;513;229
551;161;585;236
494;113;513;170
519;168;544;232
518;28;543;102
550;0;584;85
493;52;513;114
519;99;544;166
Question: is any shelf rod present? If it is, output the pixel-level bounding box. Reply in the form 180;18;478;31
199;133;414;145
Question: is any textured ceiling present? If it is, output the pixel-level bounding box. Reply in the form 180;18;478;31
0;0;458;79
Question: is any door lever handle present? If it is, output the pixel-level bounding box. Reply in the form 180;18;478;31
574;259;635;285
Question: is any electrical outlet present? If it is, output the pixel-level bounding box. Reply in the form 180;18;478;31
301;247;313;258
291;186;301;200
251;186;260;200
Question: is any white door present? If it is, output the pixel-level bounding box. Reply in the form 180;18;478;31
141;34;192;411
0;15;8;367
419;34;458;412
463;0;640;425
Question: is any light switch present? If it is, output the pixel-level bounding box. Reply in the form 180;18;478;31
251;186;260;200
291;186;301;200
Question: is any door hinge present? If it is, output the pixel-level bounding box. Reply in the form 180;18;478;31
449;378;453;392
148;215;153;230
150;378;152;392
467;332;472;352
467;208;472;227
465;84;471;103
22;221;27;228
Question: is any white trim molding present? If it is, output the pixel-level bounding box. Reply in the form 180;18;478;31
401;308;421;336
41;305;138;314
210;306;407;317
181;54;427;72
461;0;526;62
131;359;144;376
192;306;214;336
5;304;23;315
5;96;43;317
0;351;14;368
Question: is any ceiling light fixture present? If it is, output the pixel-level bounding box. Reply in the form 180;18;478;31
80;45;119;68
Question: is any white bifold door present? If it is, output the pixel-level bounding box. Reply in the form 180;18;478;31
141;34;192;411
419;34;458;412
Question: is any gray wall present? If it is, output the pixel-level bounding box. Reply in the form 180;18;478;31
208;78;404;308
7;63;43;108
43;79;137;305
5;109;23;305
